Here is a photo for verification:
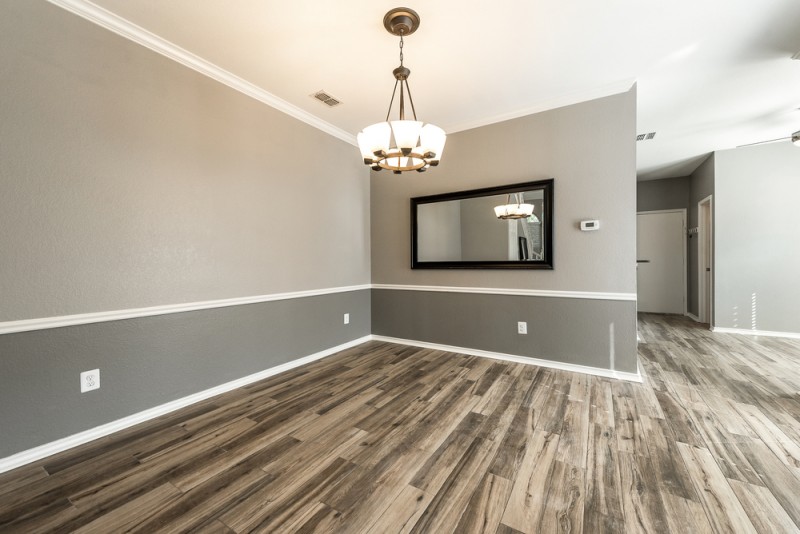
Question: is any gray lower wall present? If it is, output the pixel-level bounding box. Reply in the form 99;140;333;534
0;290;370;457
372;290;638;374
714;142;800;333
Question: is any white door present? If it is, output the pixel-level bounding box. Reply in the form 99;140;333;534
637;211;685;314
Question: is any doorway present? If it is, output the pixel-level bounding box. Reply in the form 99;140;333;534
698;196;713;325
637;209;687;314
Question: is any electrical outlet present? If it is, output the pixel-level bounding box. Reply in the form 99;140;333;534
517;321;528;335
81;369;100;393
343;313;350;325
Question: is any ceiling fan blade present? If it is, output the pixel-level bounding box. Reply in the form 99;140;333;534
736;136;791;148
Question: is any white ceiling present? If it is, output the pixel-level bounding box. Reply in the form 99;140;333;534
77;0;800;180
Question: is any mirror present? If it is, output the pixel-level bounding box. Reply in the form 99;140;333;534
411;179;554;269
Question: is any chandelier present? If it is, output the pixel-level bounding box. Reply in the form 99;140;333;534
357;8;446;174
494;194;535;220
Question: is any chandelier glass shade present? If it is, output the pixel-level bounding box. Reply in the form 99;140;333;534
494;194;536;220
357;8;446;174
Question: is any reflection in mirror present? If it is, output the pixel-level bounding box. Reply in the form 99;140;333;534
412;180;553;269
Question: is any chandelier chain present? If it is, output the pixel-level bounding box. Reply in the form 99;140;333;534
399;34;404;66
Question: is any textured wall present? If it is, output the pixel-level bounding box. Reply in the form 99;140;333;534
371;89;637;293
370;89;638;370
715;143;799;333
637;177;690;212
0;1;370;322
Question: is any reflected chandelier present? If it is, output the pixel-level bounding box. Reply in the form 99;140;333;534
357;8;446;174
495;194;535;220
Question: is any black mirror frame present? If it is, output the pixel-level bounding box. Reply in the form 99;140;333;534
411;179;554;270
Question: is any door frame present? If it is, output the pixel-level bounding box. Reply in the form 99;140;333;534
636;208;687;315
698;195;713;326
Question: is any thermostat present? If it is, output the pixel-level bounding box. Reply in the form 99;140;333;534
580;219;600;231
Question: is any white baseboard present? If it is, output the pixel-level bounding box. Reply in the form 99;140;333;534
371;335;642;383
0;335;370;475
711;327;800;340
685;312;701;322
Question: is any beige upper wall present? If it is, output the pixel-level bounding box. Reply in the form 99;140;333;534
370;88;637;293
0;2;370;322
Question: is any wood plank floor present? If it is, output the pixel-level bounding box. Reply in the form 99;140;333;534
2;313;800;533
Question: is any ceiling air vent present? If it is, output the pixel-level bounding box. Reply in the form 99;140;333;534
311;90;342;107
636;132;656;141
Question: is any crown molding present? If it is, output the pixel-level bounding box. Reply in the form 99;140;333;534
45;0;357;146
45;1;638;147
443;78;637;134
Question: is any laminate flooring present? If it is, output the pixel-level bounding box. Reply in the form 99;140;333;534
2;313;800;533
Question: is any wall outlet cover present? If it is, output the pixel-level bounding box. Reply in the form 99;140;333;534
81;369;100;393
344;313;350;325
517;321;528;334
